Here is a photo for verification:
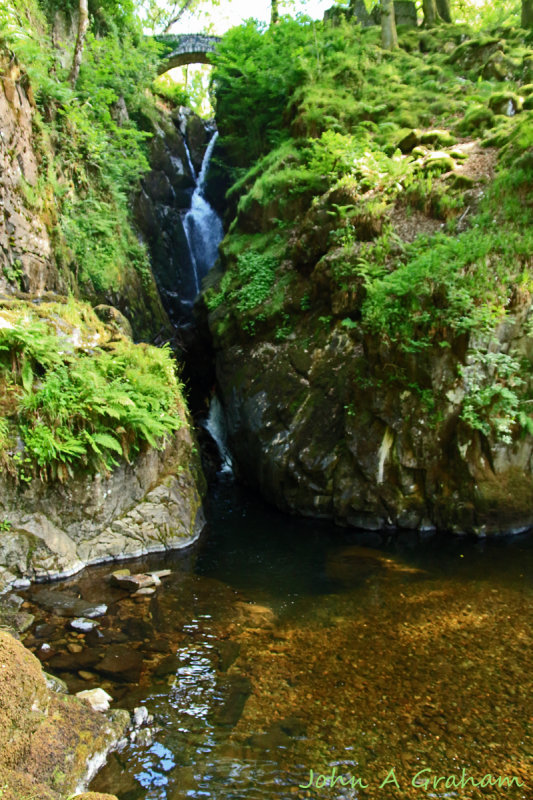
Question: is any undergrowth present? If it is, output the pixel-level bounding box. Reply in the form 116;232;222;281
0;300;183;483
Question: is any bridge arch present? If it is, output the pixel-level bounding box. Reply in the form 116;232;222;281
157;34;222;74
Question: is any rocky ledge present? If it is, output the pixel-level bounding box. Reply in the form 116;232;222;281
0;430;206;593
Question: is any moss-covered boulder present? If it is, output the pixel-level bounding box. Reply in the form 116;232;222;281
0;631;127;800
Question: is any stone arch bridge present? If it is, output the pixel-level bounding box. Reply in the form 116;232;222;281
156;34;222;73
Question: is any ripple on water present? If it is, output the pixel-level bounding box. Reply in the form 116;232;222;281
16;484;533;800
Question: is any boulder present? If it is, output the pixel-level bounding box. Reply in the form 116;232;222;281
76;688;113;713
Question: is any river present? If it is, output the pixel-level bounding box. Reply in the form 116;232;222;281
20;478;533;800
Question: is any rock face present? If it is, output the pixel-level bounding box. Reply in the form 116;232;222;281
0;50;170;341
134;108;215;325
210;299;533;537
0;55;63;296
0;430;206;593
0;630;127;800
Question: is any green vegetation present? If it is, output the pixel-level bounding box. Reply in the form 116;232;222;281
0;299;184;483
0;0;161;297
209;14;533;442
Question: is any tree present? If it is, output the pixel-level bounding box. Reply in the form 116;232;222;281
381;0;398;49
161;0;196;32
422;0;439;26
523;0;533;27
141;0;218;33
69;0;89;87
436;0;452;22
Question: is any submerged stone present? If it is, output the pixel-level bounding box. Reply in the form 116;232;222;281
96;645;144;683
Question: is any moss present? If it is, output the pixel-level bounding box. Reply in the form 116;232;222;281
420;129;456;147
457;104;495;133
488;91;524;115
422;153;456;174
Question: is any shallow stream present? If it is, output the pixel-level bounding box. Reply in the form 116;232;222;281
21;481;532;799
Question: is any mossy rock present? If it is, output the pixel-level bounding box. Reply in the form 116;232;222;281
422;152;456;174
488;91;524;115
420;129;457;147
519;83;533;96
71;794;119;800
482;49;518;81
523;95;533;110
397;128;421;153
457;105;495;133
449;173;475;190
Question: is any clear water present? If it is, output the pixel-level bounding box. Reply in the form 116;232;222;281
22;481;533;800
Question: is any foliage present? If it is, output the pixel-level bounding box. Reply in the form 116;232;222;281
153;71;190;107
0;301;184;483
210;14;533;443
1;0;162;296
211;17;311;165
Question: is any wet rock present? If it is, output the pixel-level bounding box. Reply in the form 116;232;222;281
133;706;152;727
5;593;24;609
111;572;157;591
76;687;113;712
217;640;241;672
48;649;102;672
234;601;276;628
79;670;96;681
34;622;57;639
43;671;68;694
214;674;252;727
153;654;180;677
12;611;34;633
96;645;144;683
68;642;84;654
70;617;101;633
32;588;107;618
150;569;172;579
134;586;157;596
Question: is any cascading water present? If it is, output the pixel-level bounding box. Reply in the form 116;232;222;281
183;132;224;295
204;394;233;475
181;131;232;474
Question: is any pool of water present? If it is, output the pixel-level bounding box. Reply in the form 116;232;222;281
21;480;533;799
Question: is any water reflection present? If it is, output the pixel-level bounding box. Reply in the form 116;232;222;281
18;482;533;800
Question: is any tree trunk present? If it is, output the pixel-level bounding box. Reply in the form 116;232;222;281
522;0;533;28
381;0;398;50
422;0;438;26
436;0;452;23
69;0;89;87
271;0;279;25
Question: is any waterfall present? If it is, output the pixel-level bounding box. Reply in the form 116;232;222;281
183;132;224;297
204;394;233;475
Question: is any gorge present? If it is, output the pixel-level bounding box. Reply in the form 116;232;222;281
0;1;532;798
